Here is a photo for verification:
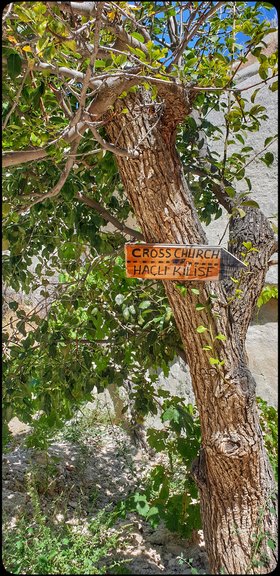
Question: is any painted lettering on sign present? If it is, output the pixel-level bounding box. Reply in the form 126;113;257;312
125;244;245;281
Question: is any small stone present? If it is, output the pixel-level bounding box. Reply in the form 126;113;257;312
165;544;185;555
133;533;143;544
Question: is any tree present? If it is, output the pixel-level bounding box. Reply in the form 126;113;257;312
2;2;278;573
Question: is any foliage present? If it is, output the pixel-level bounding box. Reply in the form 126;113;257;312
115;400;201;539
115;396;277;538
257;397;278;481
177;553;208;575
257;284;278;309
3;254;182;447
2;2;277;443
3;483;129;575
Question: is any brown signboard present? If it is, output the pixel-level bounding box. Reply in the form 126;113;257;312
125;243;246;281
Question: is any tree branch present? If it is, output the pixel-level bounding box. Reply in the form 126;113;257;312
89;125;139;158
58;1;149;55
167;1;225;71
76;191;144;240
225;207;276;341
2;149;49;168
19;138;81;212
48;82;73;119
110;1;151;43
32;61;86;83
2;68;29;130
2;2;13;23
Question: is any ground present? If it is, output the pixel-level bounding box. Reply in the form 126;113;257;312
3;409;209;575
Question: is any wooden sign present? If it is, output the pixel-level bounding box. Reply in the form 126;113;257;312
125;243;246;281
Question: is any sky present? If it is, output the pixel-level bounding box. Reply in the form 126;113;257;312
153;2;278;61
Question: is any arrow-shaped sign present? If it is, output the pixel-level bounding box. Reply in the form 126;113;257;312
125;243;246;281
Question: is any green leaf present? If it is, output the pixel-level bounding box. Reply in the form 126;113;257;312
134;494;150;517
215;333;226;341
63;40;77;51
30;132;41;145
237;208;246;218
123;307;130;320
267;539;276;550
94;59;106;69
264;136;276;147
7;53;22;78
131;32;145;43
58;243;77;261
250;88;260;103
195;304;205;311
8;301;19;311
115;294;125;305
176;284;187;296
240;200;259;208
242;241;252;250
225;186;236;198
196;325;207;333
2;238;10;250
258;63;268;80
209;357;219;365
260;152;274;167
2;203;11;217
139;300;151;310
162;406;180;423
235;134;245;145
146;506;159;519
147;429;168;452
191;288;200;295
269;80;278;92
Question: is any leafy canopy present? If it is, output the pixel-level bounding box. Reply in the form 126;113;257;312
2;2;277;445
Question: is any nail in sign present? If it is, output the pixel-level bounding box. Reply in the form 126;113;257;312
125;244;246;281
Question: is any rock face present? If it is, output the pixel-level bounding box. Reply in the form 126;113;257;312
157;31;278;412
205;31;278;286
246;322;278;407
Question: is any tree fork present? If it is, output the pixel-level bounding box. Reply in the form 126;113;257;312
105;90;277;573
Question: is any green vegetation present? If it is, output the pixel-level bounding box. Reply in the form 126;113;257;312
257;397;278;480
3;504;130;575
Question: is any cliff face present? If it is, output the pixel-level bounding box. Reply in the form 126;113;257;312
236;30;278;71
158;31;278;411
205;31;278;286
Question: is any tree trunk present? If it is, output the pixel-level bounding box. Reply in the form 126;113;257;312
105;89;277;573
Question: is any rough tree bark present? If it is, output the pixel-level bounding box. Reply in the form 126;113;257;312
105;88;277;574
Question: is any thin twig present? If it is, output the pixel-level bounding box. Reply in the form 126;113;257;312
192;74;278;93
110;1;151;42
48;82;73;119
19;138;81;212
2;2;13;22
67;4;105;130
76;191;144;240
167;1;225;71
218;218;231;245
89;125;139;158
2;68;29;130
235;137;277;176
